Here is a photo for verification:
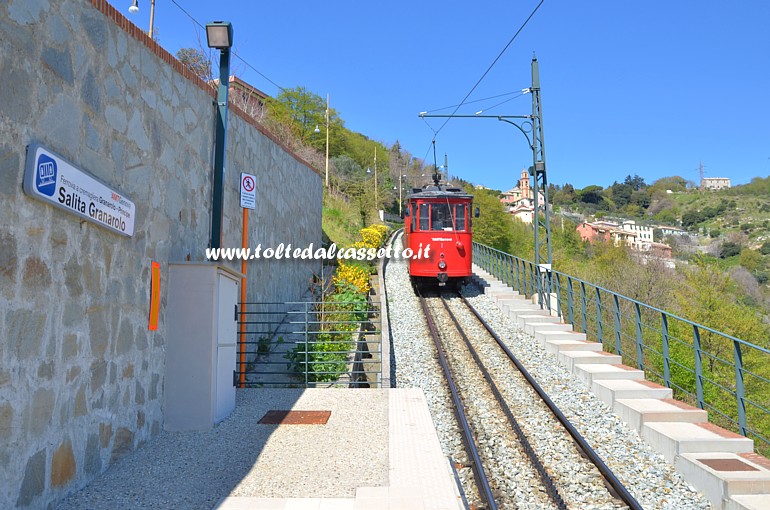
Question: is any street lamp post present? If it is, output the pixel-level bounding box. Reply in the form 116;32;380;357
128;0;156;39
313;94;330;189
206;21;233;250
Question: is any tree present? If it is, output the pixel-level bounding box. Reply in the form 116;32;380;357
720;242;741;259
624;174;647;191
650;175;690;192
739;248;762;273
578;185;604;205
630;190;651;209
468;188;517;253
610;183;633;208
681;209;704;228
176;48;213;81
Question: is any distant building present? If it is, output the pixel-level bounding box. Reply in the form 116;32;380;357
213;75;269;117
655;225;687;240
578;219;675;263
577;221;637;247
621;220;653;246
500;170;545;224
701;177;731;190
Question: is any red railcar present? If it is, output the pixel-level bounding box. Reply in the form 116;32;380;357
403;183;476;286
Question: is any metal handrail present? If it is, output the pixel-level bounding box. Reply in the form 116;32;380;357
473;242;770;452
236;300;382;387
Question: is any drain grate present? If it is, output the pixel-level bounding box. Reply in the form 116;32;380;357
258;410;331;425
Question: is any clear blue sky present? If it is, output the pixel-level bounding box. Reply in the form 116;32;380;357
117;0;770;191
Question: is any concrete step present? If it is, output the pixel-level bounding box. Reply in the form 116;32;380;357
534;330;588;347
573;363;646;386
544;339;603;355
515;314;561;328
523;322;574;336
558;350;623;371
484;288;517;299
728;494;770;510
675;452;770;509
496;298;531;313
613;398;708;432
505;304;545;318
642;422;755;463
591;379;673;407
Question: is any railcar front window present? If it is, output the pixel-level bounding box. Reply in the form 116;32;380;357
455;204;466;231
431;203;452;231
419;203;429;230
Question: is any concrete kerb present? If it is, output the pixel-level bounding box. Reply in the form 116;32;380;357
590;379;673;407
642;422;755;464
675;452;770;509
613;398;708;433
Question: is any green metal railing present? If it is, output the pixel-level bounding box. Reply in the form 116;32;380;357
236;300;381;388
474;242;770;453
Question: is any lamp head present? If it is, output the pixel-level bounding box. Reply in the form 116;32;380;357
128;0;139;14
314;125;320;134
206;21;233;49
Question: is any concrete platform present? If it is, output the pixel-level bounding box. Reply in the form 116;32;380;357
613;398;708;432
675;452;770;509
215;389;463;510
591;379;673;407
642;422;755;463
573;363;646;386
515;313;560;327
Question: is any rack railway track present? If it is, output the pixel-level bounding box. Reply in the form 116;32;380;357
417;287;643;509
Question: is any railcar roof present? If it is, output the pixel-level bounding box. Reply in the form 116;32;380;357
407;185;473;199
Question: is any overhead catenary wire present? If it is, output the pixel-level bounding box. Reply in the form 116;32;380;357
423;90;526;114
427;0;545;139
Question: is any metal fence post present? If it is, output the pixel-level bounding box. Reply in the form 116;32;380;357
304;301;309;387
635;303;644;370
596;287;603;345
613;294;622;357
662;313;671;388
553;272;561;318
693;325;705;410
567;277;574;327
580;281;587;334
734;340;747;436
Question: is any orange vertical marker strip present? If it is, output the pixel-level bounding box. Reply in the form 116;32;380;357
148;261;161;331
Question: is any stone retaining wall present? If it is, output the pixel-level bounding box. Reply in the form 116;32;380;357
0;0;322;508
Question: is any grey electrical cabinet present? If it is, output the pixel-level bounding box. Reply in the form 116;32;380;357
164;263;243;431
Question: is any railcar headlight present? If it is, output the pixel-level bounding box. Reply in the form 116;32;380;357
438;261;447;270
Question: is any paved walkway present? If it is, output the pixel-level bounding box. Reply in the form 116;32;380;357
58;388;462;510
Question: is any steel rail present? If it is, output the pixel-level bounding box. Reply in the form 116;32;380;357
417;290;498;510
438;296;568;509
460;294;644;510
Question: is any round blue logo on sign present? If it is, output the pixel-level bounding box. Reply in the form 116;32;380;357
36;154;57;197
